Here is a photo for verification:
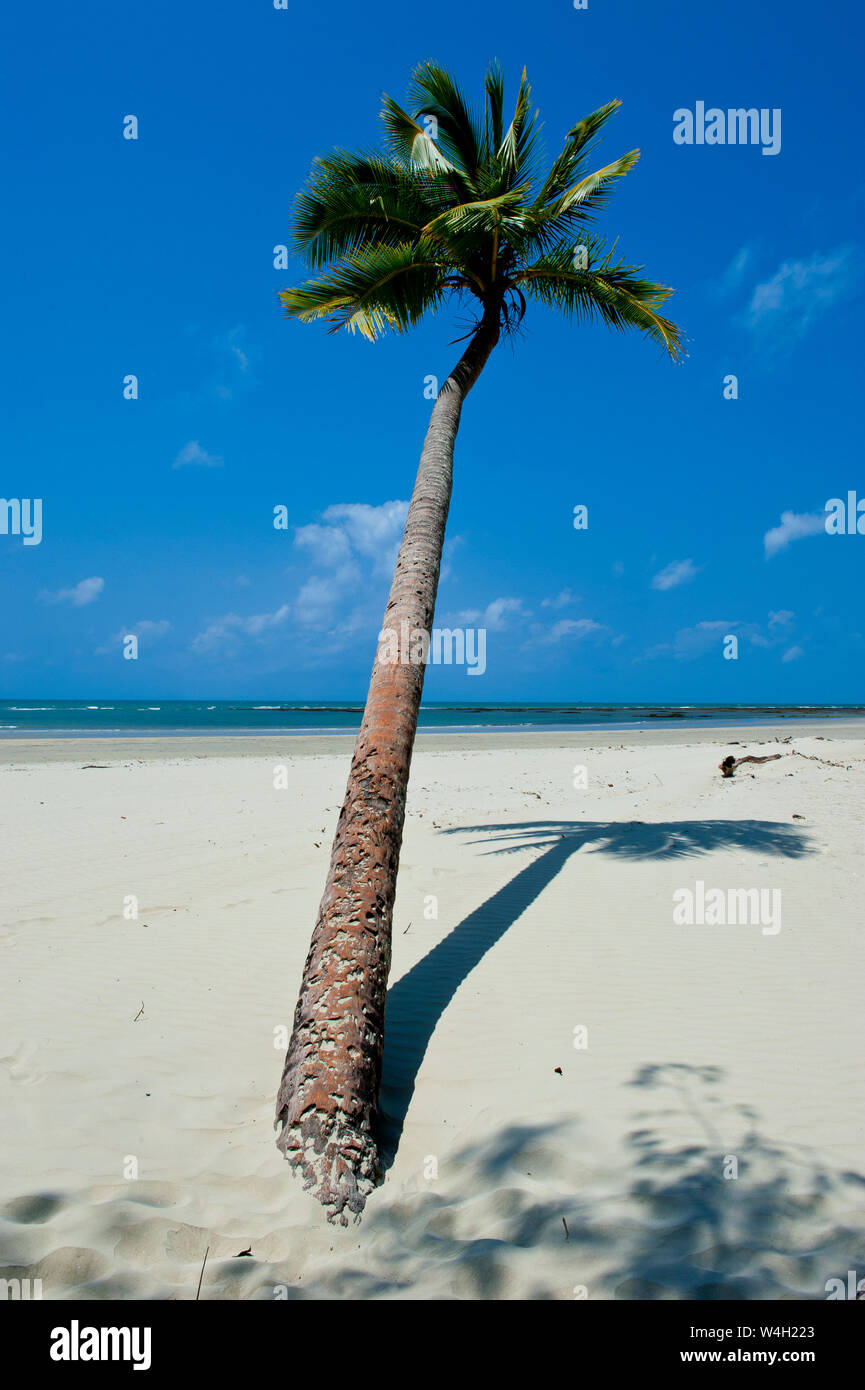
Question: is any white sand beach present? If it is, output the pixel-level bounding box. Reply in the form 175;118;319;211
1;723;863;1300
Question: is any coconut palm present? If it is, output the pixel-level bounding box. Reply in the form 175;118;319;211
275;59;684;1223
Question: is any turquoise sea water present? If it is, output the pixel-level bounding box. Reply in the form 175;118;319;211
1;700;863;738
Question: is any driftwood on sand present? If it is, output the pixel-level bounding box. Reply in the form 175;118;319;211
719;753;783;778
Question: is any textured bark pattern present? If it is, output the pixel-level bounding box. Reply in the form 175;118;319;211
275;313;499;1222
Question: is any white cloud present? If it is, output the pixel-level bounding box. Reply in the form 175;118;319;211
295;523;354;570
289;499;410;627
782;644;804;662
763;510;825;558
242;606;290;636
43;576;104;606
213;326;253;399
294;569;360;627
541;588;579;610
172;440;223;469
320;500;409;572
651;559;698;591
190;500;412;654
536;617;603;645
639;620;734;663
747;246;861;340
640;609;805;664
454;597;527;631
191;605;290;653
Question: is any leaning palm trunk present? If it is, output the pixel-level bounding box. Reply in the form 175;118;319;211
274;59;683;1224
275;307;500;1221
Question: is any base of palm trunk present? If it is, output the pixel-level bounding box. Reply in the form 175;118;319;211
275;1108;381;1225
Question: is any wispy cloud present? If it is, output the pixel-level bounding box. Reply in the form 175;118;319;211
651;558;698;591
223;326;249;374
715;244;754;297
763;510;825;558
782;644;804;662
295;570;361;628
172;440;223;469
641;619;731;662
129;619;171;638
189;499;410;655
747;245;861;341
95;619;171;655
534;617;604;646
768;609;794;628
41;576;104;606
453;597;527;631
191;604;291;654
640;611;805;664
541;588;580;610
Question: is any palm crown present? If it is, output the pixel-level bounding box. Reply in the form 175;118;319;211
281;60;683;358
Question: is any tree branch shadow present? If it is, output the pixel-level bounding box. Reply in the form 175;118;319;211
306;1063;864;1299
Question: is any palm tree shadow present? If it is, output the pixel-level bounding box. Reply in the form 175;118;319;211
378;818;811;1166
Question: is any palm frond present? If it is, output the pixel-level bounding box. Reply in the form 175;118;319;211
280;240;448;340
408;61;485;179
279;61;682;354
421;188;528;241
539;149;640;224
514;239;684;358
498;67;543;186
293;151;434;267
531;99;622;210
484;59;505;160
380;93;456;173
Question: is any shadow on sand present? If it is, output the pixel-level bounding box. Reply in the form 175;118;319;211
300;1063;865;1299
379;818;812;1161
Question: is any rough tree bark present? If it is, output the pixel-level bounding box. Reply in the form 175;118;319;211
275;305;501;1223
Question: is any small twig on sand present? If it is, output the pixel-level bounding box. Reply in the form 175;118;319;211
792;749;852;770
402;921;412;935
719;754;782;778
196;1246;210;1300
133;1002;144;1021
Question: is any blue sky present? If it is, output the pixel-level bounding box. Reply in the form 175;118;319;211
1;0;862;701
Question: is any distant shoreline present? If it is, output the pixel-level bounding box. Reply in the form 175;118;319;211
2;717;864;765
1;701;864;743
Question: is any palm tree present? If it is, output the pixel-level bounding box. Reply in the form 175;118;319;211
274;60;684;1223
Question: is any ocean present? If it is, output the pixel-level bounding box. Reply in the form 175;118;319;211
1;700;863;738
